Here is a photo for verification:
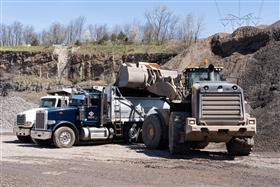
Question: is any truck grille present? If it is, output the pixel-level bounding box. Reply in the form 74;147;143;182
17;114;26;126
35;112;46;129
201;94;243;122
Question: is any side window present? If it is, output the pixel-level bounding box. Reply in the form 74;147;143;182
57;99;61;107
90;98;99;106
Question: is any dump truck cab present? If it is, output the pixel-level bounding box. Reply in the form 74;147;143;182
13;91;71;143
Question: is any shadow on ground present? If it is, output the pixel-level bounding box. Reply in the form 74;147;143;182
126;144;235;161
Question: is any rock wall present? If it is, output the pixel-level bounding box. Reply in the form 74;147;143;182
0;51;177;84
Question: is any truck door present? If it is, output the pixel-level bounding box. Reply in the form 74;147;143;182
83;94;101;127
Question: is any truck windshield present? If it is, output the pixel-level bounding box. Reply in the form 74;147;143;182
69;95;85;106
39;98;57;108
187;70;221;89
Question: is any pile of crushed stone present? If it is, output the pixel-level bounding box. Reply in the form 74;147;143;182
164;21;280;152
0;96;37;129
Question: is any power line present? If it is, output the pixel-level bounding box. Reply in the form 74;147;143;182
216;1;264;31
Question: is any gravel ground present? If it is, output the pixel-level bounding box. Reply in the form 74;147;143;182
1;133;280;187
0;95;37;129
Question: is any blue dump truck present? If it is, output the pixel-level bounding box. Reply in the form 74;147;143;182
31;86;169;148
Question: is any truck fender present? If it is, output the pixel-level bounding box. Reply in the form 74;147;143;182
53;121;79;143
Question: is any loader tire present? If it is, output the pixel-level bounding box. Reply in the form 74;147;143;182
142;114;167;149
169;112;190;155
226;138;254;156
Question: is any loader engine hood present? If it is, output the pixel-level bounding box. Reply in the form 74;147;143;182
191;81;246;126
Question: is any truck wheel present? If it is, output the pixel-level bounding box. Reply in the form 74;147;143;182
53;126;76;148
226;138;254;156
169;112;189;155
142;114;167;149
33;139;52;146
17;135;32;143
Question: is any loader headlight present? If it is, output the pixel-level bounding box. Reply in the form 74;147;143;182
187;118;196;125
232;85;238;90
203;85;209;90
47;120;56;125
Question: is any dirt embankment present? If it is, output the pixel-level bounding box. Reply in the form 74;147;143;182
164;21;280;152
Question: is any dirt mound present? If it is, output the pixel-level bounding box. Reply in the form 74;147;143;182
0;95;37;129
164;20;280;152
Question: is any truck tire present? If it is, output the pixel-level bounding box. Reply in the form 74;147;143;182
17;135;32;143
226;138;254;156
33;139;52;146
169;112;189;155
142;114;167;149
53;126;76;148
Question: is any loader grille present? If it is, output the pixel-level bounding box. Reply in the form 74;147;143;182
17;114;26;126
35;111;46;129
201;94;243;122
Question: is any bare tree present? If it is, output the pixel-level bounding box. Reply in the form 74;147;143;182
49;22;66;44
144;5;178;44
194;16;204;42
12;21;23;46
178;14;204;48
74;16;86;42
93;24;108;42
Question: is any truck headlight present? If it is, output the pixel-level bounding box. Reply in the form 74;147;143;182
189;120;196;125
25;121;33;127
47;120;56;125
249;119;256;125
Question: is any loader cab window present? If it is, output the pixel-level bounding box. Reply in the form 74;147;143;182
185;69;221;89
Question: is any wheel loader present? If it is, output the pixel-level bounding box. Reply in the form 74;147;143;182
117;62;256;156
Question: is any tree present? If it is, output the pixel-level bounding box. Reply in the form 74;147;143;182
12;21;23;46
178;14;204;48
23;25;35;45
49;22;66;44
144;5;178;44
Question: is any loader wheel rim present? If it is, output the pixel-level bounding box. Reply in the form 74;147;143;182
59;131;71;145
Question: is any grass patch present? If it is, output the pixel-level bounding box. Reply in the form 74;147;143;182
74;42;181;55
0;45;54;52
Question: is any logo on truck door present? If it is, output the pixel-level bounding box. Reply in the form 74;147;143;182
88;111;94;119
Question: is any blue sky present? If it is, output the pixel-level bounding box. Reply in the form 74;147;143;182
1;0;279;38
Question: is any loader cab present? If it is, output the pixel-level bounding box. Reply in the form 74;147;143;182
184;65;223;90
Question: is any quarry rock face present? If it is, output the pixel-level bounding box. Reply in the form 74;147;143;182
0;51;176;83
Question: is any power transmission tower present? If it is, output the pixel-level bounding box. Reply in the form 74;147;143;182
214;0;264;31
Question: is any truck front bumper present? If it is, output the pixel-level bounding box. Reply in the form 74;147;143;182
13;127;31;136
185;118;256;142
31;130;52;140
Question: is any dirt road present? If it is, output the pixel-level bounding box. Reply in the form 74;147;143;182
1;131;279;187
